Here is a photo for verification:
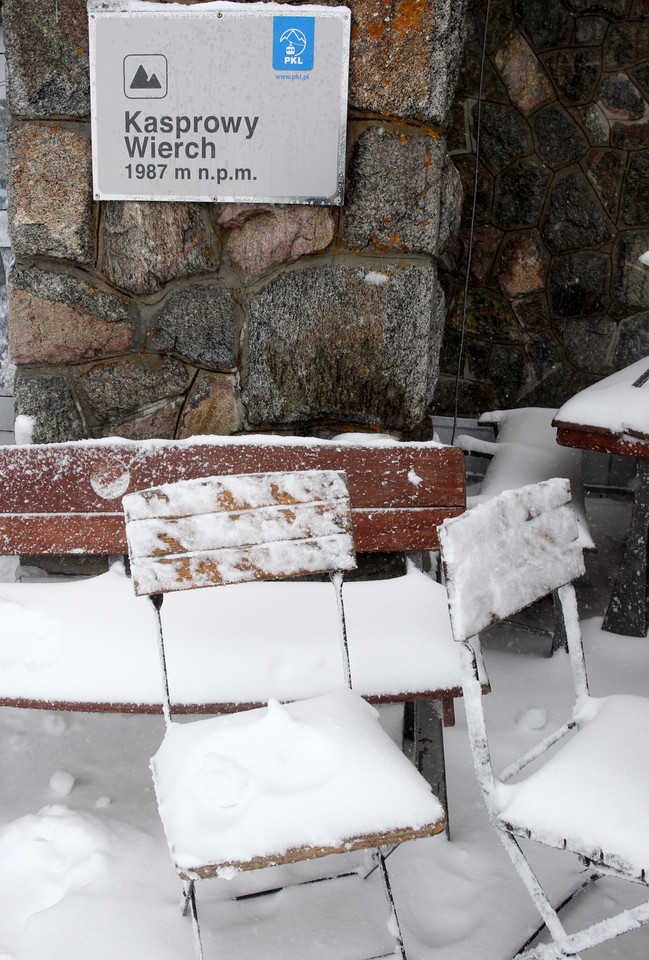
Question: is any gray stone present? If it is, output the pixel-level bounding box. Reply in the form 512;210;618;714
431;374;499;420
599;74;646;119
494;158;551;227
4;0;89;117
245;264;445;436
542;172;612;253
8;267;134;364
534;106;588;168
585;148;626;219
633;64;649;99
447;287;524;343
613;231;649;309
455;155;494;225
78;356;192;420
345;128;461;256
489;345;529;405
7;123;95;265
556;316;617;373
514;0;572;49
567;0;629;15
512;294;551;333
621;152;649;225
528;332;565;380
549;252;610;317
102;202;218;295
579;103;610;144
546;49;601;104
614;312;649;368
13;372;86;443
347;0;466;125
575;17;609;43
478;104;531;171
604;22;649;71
520;363;588;409
150;284;238;369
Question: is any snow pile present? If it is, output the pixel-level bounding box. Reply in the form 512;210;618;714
0;806;106;950
152;689;444;871
555;354;649;438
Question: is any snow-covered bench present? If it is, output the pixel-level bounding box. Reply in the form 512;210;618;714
455;408;595;551
0;435;477;805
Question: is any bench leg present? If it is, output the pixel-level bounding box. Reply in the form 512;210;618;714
602;460;649;637
412;700;449;838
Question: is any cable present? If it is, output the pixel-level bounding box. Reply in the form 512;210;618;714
451;0;491;445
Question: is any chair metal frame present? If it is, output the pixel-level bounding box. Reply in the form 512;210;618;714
439;478;649;960
124;469;446;960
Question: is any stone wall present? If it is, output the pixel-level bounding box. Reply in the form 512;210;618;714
436;0;649;416
4;0;465;443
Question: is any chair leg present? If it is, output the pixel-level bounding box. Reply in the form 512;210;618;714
412;700;449;838
181;879;205;960
374;848;407;960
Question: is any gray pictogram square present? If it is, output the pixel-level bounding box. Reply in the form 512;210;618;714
124;54;168;99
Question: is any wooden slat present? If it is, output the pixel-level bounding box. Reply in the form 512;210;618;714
0;440;466;554
554;422;649;460
125;471;356;595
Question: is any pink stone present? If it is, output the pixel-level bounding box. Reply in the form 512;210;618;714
225;206;335;279
497;234;548;298
8;288;132;364
494;33;554;116
177;372;238;438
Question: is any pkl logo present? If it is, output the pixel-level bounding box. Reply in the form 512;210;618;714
273;17;315;71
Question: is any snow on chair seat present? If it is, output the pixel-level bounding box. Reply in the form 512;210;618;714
124;469;446;960
439;479;649;960
455;407;595;551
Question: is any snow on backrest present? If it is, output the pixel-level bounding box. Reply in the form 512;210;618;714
123;470;357;596
439;479;585;643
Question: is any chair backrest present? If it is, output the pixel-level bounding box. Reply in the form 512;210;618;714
123;470;358;723
438;479;588;803
439;478;585;645
123;469;357;597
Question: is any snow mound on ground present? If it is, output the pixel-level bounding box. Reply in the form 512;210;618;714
0;806;106;949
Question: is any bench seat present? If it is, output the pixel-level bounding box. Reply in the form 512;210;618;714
0;561;486;712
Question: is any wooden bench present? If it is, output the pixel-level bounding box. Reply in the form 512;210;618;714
0;435;474;809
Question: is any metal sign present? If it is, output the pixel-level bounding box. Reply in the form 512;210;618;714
88;1;351;205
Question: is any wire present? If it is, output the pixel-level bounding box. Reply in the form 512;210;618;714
451;0;491;445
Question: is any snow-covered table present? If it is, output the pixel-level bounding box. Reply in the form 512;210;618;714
553;356;649;636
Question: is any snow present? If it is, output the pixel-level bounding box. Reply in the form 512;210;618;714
1;496;649;959
13;415;34;445
0;562;478;705
555;355;649;438
153;690;444;872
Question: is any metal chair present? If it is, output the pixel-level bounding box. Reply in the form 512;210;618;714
438;478;649;959
123;469;446;959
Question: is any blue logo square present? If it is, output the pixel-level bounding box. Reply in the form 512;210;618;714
273;17;315;71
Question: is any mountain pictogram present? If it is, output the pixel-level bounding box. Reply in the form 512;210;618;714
130;64;162;90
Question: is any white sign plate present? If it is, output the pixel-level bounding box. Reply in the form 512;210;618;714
88;1;351;204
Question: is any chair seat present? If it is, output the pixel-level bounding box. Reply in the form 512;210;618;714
151;687;446;878
496;694;649;879
0;564;485;708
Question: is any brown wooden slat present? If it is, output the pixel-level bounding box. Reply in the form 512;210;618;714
179;817;447;879
0;505;460;555
554;423;649;460
0;441;465;513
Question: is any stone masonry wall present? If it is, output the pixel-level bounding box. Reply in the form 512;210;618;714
436;0;649;416
4;0;465;443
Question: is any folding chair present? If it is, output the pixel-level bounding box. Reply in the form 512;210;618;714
438;478;649;959
123;469;446;960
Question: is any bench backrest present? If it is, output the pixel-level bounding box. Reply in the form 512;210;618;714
0;438;465;555
123;470;357;597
